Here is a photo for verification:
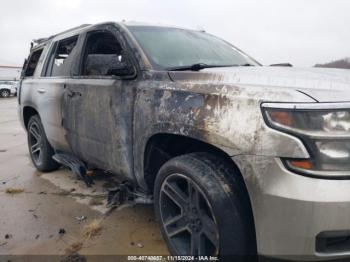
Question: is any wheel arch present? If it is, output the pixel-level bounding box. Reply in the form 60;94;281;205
143;133;248;190
23;106;39;130
144;134;225;191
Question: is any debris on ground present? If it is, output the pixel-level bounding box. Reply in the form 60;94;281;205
107;188;126;207
4;234;12;239
56;190;70;196
75;216;87;222
0;242;7;247
0;149;7;153
34;171;43;176
86;170;95;177
28;208;39;219
107;181;153;208
5;187;24;194
53;154;94;187
35;234;40;239
65;241;83;255
70;188;76;192
83;219;102;239
88;198;103;206
61;254;87;262
107;181;134;207
59;228;66;235
137;243;144;248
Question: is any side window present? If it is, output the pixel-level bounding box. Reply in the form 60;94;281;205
81;31;126;76
24;49;43;77
47;36;78;77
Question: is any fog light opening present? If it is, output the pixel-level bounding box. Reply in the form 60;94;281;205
316;231;350;254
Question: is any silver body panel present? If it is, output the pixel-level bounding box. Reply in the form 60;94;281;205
18;22;350;260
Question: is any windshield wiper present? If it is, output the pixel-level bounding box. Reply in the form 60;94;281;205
167;63;238;71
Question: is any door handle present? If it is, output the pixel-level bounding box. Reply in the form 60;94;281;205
67;90;81;97
67;90;76;97
37;88;46;94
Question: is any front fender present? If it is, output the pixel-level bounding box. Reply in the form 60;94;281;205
133;81;310;189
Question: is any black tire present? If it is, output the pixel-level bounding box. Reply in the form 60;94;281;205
0;89;10;98
27;115;59;172
154;152;256;260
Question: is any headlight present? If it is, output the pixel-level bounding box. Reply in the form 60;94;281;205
262;102;350;178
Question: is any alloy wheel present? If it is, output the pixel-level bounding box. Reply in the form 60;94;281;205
159;173;219;255
28;122;43;166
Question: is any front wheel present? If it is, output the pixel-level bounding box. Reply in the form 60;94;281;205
154;152;256;259
27;115;59;172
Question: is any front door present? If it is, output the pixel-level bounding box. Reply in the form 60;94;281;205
63;26;137;179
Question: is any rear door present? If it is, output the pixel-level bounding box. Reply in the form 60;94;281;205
34;35;82;152
62;25;137;178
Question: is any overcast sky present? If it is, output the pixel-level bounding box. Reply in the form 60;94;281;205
0;0;349;67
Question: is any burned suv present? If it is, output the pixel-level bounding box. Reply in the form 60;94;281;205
19;22;350;260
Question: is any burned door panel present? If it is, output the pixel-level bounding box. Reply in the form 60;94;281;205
62;25;138;180
63;79;135;180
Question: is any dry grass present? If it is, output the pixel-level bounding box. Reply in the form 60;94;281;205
82;219;102;239
65;241;83;255
5;187;24;194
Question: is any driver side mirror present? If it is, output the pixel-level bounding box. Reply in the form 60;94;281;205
85;54;134;76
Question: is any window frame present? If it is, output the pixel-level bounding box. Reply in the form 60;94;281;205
23;48;44;78
77;27;137;80
43;35;79;78
42;41;57;77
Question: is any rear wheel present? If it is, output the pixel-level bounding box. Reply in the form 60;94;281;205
27;115;59;172
154;152;256;259
0;89;10;98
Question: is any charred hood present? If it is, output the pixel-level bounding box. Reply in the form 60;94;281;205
168;66;350;102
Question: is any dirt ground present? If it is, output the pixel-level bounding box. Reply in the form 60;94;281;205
0;97;168;261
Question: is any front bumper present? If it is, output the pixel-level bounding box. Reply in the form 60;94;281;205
233;155;350;261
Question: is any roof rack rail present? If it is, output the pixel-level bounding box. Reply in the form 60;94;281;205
51;23;91;38
32;24;91;46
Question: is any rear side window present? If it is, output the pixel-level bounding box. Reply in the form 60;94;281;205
46;36;78;77
24;49;43;77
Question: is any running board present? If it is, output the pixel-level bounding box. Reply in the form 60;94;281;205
52;153;94;187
